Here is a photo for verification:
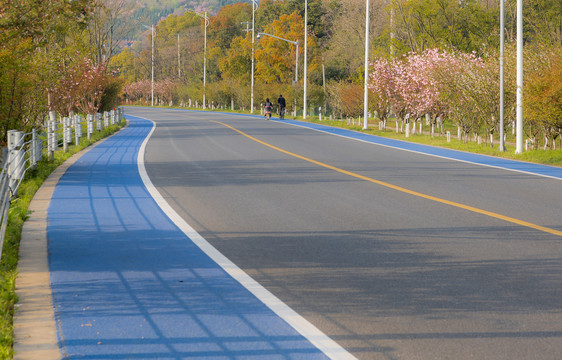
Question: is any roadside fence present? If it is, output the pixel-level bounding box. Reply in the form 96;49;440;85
0;108;125;261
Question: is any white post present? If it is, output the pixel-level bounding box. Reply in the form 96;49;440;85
74;115;81;145
63;117;70;152
96;113;102;131
87;114;94;139
48;111;55;159
7;130;24;194
31;128;38;167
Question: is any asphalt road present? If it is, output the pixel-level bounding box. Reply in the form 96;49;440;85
128;107;562;360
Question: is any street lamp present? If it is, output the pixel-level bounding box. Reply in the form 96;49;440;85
257;32;299;116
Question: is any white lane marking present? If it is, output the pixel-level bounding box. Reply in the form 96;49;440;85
276;119;562;181
133;115;358;360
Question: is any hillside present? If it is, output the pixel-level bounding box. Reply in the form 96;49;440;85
129;0;248;22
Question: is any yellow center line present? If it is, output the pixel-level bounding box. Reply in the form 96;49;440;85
213;120;562;237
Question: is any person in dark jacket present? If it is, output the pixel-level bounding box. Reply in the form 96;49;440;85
277;95;286;119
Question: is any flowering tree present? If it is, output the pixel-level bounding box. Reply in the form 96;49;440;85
154;79;177;105
368;58;393;126
50;62;80;116
369;49;488;140
50;56;111;116
75;58;108;115
388;58;409;124
123;80;152;103
431;50;485;141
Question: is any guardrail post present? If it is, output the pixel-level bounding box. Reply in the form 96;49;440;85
47;119;52;160
7;130;24;196
96;113;102;131
87;114;94;139
75;115;82;145
48;111;56;160
63;117;69;152
103;111;109;128
31;128;38;168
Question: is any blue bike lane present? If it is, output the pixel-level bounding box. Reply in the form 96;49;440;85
47;116;347;360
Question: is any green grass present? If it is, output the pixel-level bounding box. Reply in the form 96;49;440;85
0;121;126;359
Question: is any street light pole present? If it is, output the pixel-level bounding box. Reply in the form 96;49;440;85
303;0;308;119
363;0;370;130
185;10;210;109
193;11;209;109
251;0;257;113
515;0;523;153
142;24;154;106
499;0;506;151
142;24;155;106
151;25;154;107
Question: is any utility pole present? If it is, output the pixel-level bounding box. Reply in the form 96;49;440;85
363;0;370;130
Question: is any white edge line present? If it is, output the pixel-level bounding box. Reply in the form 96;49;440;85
133;115;358;360
267;119;562;181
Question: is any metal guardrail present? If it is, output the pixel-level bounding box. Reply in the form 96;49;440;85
0;108;125;261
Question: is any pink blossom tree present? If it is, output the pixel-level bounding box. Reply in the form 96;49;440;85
368;58;394;127
75;58;108;115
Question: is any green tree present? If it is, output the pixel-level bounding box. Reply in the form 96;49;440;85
524;47;562;149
